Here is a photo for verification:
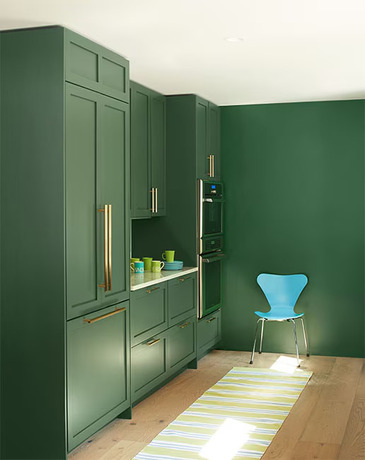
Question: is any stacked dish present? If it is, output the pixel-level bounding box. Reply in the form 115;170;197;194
162;260;183;271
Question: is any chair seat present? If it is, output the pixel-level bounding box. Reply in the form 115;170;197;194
254;310;304;321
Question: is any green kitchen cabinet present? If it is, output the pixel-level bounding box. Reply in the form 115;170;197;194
196;97;221;180
67;302;130;451
66;83;129;320
0;26;130;460
65;28;129;103
131;329;169;403
168;273;197;326
168;315;197;372
130;282;168;346
130;81;166;218
197;309;221;359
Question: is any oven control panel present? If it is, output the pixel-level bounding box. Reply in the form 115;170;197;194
203;181;223;198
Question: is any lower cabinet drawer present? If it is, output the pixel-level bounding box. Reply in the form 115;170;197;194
67;302;130;452
131;330;168;403
130;282;167;346
168;315;197;371
197;309;221;358
168;273;197;326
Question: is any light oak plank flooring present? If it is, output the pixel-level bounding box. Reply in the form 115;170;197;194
68;350;365;460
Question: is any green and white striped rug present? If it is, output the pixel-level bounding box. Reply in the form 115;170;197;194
134;366;312;460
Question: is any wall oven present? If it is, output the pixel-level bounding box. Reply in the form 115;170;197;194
198;180;225;319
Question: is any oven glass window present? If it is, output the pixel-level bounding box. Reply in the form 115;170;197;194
202;258;222;316
203;201;222;235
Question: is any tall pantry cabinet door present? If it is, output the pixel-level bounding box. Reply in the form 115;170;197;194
99;95;130;304
150;90;166;216
66;84;129;320
130;82;151;218
66;84;102;319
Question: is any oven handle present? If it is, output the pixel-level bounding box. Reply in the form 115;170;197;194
202;198;225;203
202;253;226;263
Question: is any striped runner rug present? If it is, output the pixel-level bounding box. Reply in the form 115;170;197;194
133;366;312;460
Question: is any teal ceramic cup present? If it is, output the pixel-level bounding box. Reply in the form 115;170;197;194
134;261;144;274
142;257;153;271
162;250;175;263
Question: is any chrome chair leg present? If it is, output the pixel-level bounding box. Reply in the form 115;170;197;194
259;319;265;354
300;317;309;357
250;318;262;364
290;319;300;367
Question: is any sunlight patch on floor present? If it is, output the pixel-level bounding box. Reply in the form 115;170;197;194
199;418;256;460
270;355;303;374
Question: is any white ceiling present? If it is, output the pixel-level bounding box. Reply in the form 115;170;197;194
1;0;365;105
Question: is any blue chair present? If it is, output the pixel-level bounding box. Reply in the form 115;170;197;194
249;273;309;367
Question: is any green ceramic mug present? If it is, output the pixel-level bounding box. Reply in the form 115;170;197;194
130;257;140;271
151;260;165;273
162;250;175;263
142;257;153;271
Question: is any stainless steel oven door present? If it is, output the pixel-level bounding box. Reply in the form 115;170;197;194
202;199;223;236
198;252;225;319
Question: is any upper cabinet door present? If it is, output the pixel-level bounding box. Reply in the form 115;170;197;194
150;90;166;217
66;84;129;320
65;29;129;103
196;98;220;180
196;97;209;179
209;102;221;180
130;82;167;218
130;82;151;218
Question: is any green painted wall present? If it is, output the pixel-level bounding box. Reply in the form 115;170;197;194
221;100;364;358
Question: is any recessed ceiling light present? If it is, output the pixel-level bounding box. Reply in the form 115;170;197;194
225;37;244;43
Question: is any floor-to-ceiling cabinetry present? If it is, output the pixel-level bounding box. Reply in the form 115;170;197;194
0;26;130;459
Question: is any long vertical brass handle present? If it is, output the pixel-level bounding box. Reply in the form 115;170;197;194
208;155;212;177
151;188;155;213
155;188;158;214
98;205;108;292
108;204;112;291
212;154;215;177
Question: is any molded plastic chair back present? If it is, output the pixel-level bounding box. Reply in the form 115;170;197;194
257;273;308;316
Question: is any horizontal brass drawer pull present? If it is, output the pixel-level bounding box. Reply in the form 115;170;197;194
179;321;190;329
84;307;126;324
179;276;190;282
146;338;161;346
146;286;160;293
207;317;216;323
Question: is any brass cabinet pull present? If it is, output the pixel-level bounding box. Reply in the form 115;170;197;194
208;155;212;177
147;286;160;294
146;338;161;346
179;321;190;329
155;187;158;214
84;307;126;324
179;276;190;282
151;187;155;213
98;205;108;292
108;204;112;291
207;316;216;323
212;154;215;177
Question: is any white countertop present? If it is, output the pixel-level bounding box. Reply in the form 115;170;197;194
131;267;198;291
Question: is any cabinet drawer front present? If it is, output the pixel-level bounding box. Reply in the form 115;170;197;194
168;274;197;326
67;302;130;451
198;310;221;356
65;29;129;102
168;316;196;370
130;283;167;346
131;332;168;402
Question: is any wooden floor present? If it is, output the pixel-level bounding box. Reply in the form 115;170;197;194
68;350;365;460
